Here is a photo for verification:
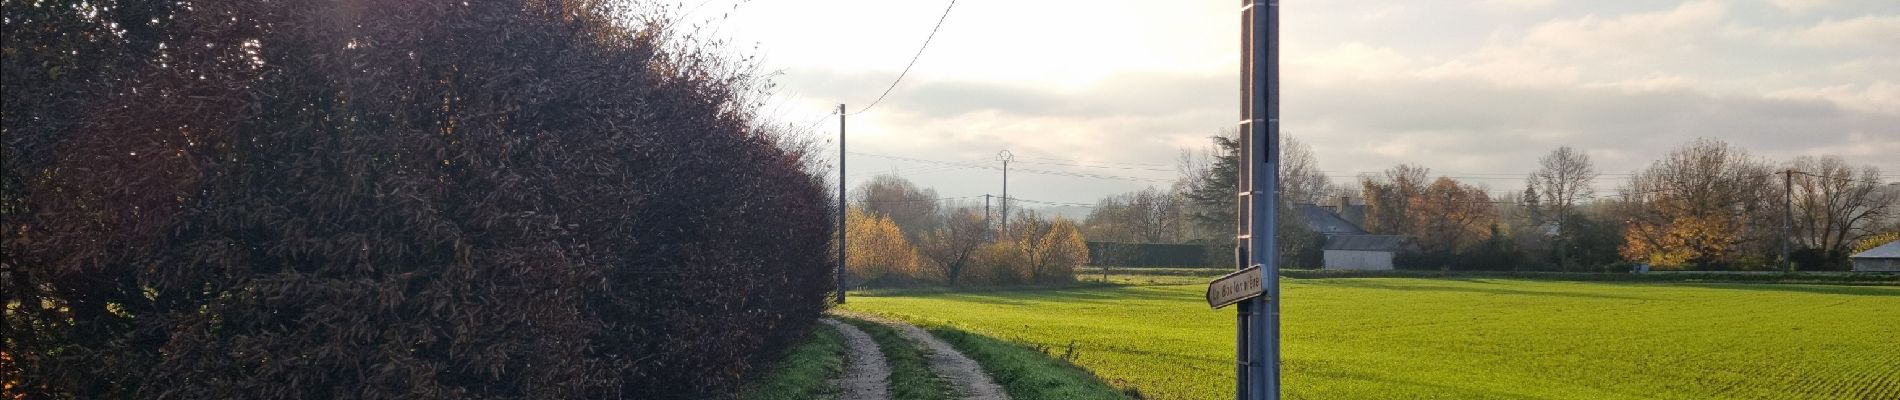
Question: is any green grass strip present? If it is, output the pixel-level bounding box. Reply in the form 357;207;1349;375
921;324;1134;400
834;316;958;400
738;323;846;400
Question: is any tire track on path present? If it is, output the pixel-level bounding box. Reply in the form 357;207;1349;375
837;312;1012;400
821;318;891;400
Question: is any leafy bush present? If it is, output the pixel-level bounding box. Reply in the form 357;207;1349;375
2;1;831;398
846;207;924;287
965;242;1031;285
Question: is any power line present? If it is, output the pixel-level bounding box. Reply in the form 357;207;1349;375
1017;155;1172;168
1005;196;1098;208
846;0;958;116
860;195;984;204
849;152;1175;183
1011;159;1177;172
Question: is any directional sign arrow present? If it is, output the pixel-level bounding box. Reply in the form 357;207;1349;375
1206;265;1265;309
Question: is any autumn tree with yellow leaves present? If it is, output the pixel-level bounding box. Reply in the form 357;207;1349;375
1008;211;1090;283
845;207;923;286
1618;138;1779;269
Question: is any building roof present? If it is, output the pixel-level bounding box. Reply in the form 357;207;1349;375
1298;204;1369;235
1853;240;1900;259
1323;235;1410;251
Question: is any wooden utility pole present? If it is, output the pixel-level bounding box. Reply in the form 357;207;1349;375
837;104;847;304
984;194;993;239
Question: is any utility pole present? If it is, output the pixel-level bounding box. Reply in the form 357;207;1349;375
997;150;1013;237
1236;0;1280;398
837;104;847;304
984;194;994;239
1783;169;1793;273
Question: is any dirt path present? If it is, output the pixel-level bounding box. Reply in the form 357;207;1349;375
821;318;891;400
838;312;1012;400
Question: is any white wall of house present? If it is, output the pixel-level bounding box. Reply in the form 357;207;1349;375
1853;258;1900;272
1324;250;1394;270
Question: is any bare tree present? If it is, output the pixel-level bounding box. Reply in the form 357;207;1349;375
1280;134;1335;205
1084;187;1183;243
1528;146;1599;269
917;207;990;287
1788;156;1896;256
852;173;942;240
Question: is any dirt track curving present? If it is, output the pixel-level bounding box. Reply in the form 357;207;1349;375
836;312;1012;400
821;318;891;400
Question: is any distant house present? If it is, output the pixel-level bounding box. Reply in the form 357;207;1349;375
1298;199;1410;271
1321;235;1413;270
1852;240;1900;272
1298;203;1368;236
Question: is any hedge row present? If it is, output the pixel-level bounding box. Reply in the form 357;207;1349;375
1086;242;1230;268
2;1;832;398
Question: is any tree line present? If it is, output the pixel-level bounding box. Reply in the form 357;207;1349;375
845;175;1090;288
1075;133;1898;271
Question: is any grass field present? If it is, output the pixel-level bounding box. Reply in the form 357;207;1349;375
840;278;1900;400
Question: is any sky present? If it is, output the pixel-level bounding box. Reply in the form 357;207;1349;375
677;0;1900;212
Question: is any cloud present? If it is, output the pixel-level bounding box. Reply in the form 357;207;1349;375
1361;5;1408;23
1583;75;1700;92
756;1;1900;202
795;67;1898;197
1766;0;1839;14
1769;81;1900;115
1472;0;1556;11
1291;42;1417;83
1744;15;1900;48
1283;74;1900;179
1522;1;1729;57
1415;46;1581;87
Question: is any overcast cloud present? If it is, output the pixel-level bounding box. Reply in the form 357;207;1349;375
703;0;1899;208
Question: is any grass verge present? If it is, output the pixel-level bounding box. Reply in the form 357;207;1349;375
833;316;958;400
737;323;845;400
918;322;1133;400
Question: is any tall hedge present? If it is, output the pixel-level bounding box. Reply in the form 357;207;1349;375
1;0;834;398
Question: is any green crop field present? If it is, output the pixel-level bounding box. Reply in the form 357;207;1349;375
839;278;1900;400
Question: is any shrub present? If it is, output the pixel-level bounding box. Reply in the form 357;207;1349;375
1;1;831;398
1008;213;1087;283
846;207;924;286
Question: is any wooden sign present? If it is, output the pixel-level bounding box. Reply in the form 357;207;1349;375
1206;265;1265;309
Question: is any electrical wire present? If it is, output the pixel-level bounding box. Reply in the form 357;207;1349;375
848;152;1176;183
861;195;985;204
846;0;957;116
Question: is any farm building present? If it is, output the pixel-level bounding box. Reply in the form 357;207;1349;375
1851;240;1900;272
1321;234;1412;270
1297;200;1413;270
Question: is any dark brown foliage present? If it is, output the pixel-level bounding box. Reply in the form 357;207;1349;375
2;0;833;398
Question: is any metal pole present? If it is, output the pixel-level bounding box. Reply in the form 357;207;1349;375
1237;1;1280;399
998;150;1013;237
837;104;847;304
